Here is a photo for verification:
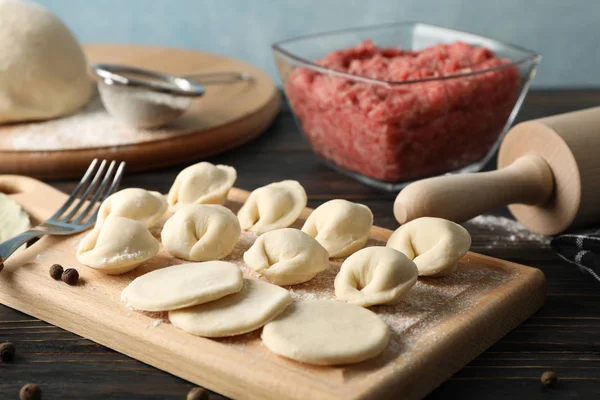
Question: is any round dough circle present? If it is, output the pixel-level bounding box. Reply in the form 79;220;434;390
0;0;93;123
96;188;167;229
262;300;390;365
161;204;241;261
76;215;159;275
121;261;243;312
238;180;307;234
0;193;30;254
243;228;330;286
335;246;418;307
301;199;373;258
169;279;292;337
168;162;236;209
386;217;472;277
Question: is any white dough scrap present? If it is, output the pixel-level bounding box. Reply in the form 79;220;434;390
0;193;30;254
168;162;236;209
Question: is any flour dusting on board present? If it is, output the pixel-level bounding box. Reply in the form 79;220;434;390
466;215;550;246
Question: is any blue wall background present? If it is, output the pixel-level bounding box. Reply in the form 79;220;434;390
34;0;599;88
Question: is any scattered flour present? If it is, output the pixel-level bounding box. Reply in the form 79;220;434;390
466;215;550;246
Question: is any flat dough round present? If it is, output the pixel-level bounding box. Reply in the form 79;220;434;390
262;300;390;365
0;193;30;254
169;279;292;337
386;217;472;277
301;199;373;258
121;261;243;312
237;180;307;234
76;215;159;275
168;162;236;209
96;188;167;229
161;204;241;261
243;228;329;286
335;246;418;307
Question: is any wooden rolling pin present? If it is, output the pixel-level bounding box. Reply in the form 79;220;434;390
394;107;600;235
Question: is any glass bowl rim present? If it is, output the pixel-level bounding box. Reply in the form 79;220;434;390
272;21;542;87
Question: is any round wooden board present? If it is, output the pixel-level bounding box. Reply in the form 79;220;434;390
0;44;280;179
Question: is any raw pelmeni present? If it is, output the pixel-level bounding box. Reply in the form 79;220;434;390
168;162;236;209
95;188;167;229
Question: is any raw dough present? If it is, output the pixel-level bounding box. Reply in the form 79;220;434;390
0;193;30;253
301;199;373;258
96;188;167;229
168;162;236;209
161;204;241;261
244;228;329;286
262;300;390;365
0;0;93;124
335;246;418;307
237;180;307;234
121;261;243;312
386;217;472;277
76;215;159;275
169;279;292;337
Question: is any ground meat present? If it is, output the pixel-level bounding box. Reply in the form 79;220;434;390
285;40;521;182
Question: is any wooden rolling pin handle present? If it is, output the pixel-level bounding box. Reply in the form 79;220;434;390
394;155;555;224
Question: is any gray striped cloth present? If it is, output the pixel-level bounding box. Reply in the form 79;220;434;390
551;229;600;282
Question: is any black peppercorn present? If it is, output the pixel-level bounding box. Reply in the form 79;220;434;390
0;260;4;273
61;268;79;285
19;383;42;400
187;386;209;400
0;341;15;362
49;264;63;280
541;371;558;389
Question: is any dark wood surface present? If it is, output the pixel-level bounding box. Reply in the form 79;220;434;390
2;90;599;399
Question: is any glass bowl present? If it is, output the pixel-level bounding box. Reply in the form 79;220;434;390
272;22;541;191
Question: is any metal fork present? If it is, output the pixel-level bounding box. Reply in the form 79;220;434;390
0;159;126;266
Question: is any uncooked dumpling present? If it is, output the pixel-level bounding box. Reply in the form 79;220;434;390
335;246;418;307
237;180;307;234
168;162;236;209
301;199;373;258
76;215;159;275
96;188;167;229
161;204;241;261
0;193;30;254
244;228;329;286
169;279;292;337
0;0;93;123
262;300;390;365
121;261;243;312
386;217;472;277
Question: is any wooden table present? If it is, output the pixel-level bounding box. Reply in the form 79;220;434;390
2;90;599;399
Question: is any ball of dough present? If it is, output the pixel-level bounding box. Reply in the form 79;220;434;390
301;199;373;258
237;180;307;234
169;279;292;337
161;204;241;261
335;246;418;307
262;300;390;365
386;217;472;277
96;188;167;229
121;261;243;312
76;215;159;275
168;162;236;209
244;228;329;286
0;0;93;124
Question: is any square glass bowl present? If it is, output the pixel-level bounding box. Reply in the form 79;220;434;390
272;22;541;191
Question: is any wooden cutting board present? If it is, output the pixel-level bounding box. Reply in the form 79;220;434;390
0;175;546;400
0;45;280;179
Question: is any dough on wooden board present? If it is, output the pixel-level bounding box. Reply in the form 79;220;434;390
335;246;418;307
0;0;93;124
161;204;241;261
76;215;159;275
243;228;330;286
261;300;390;365
386;217;472;277
0;193;31;253
168;162;236;209
121;261;243;312
96;188;167;229
237;180;307;234
169;279;292;337
301;199;373;258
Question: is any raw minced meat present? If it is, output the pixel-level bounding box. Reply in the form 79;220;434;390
285;40;521;182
